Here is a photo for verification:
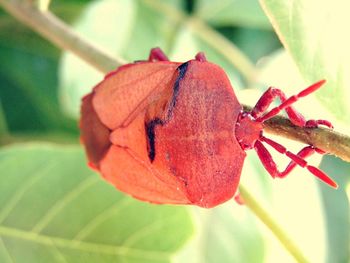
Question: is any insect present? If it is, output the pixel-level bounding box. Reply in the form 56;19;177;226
80;48;337;208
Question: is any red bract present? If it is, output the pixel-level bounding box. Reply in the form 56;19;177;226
80;48;337;208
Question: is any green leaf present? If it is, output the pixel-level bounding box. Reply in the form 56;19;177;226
218;27;281;63
195;0;271;29
0;144;193;262
175;204;265;263
0;6;81;136
319;156;350;263
260;0;350;123
0;44;77;134
0;100;8;138
256;50;332;119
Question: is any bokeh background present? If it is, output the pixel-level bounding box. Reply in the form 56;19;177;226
0;0;349;262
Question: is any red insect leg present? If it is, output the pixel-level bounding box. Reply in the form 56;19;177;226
260;136;319;177
254;138;337;188
251;87;306;126
253;80;333;128
234;192;245;205
195;52;207;62
148;47;169;62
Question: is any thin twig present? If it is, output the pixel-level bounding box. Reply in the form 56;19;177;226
0;0;125;72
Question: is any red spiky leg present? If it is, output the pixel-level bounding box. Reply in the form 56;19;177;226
260;136;325;177
254;139;337;188
149;47;169;62
251;87;306;126
253;80;333;128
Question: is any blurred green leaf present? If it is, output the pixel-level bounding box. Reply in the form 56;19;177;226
0;3;87;137
190;204;264;263
319;156;350;263
0;44;77;134
256;49;350;136
0;100;8;138
260;0;350;124
217;27;281;63
195;0;271;29
0;144;193;262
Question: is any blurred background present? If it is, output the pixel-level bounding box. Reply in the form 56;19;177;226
0;0;349;262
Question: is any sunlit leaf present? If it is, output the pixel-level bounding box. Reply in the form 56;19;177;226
319;156;350;263
192;204;265;263
256;50;336;122
0;144;194;262
195;0;271;29
260;0;350;123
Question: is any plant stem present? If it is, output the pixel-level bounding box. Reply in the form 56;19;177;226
0;0;125;73
239;185;310;263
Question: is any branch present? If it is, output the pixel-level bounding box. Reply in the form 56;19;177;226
264;116;350;163
0;0;125;72
243;106;350;163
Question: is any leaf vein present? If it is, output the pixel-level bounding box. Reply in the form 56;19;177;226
0;160;58;224
0;236;15;263
32;175;99;233
0;225;169;260
73;197;132;241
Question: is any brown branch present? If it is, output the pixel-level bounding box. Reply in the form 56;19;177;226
1;0;350;163
264;116;350;162
244;106;350;162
